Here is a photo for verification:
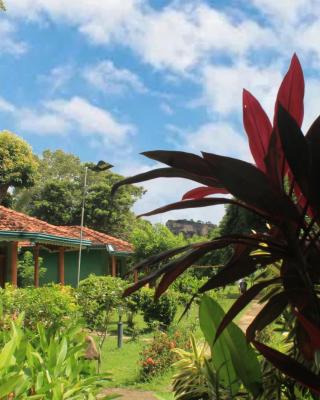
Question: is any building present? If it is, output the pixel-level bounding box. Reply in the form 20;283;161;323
0;206;133;288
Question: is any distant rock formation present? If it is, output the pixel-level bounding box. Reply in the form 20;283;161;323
166;219;216;238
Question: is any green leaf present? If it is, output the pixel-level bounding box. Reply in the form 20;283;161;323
199;295;262;397
199;295;240;396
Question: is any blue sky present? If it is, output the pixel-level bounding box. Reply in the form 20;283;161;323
0;0;320;224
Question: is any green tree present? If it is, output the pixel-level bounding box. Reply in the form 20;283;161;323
130;220;187;265
14;149;143;238
0;131;38;203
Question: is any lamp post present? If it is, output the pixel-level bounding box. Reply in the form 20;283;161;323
117;306;123;349
76;160;113;288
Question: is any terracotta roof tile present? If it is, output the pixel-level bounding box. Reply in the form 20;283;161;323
0;206;79;240
60;226;133;253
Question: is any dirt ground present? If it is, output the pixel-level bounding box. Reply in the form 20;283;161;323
100;387;159;399
237;300;264;332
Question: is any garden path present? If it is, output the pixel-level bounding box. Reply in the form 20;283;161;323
100;388;158;399
237;300;263;332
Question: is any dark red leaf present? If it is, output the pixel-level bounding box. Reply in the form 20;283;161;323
182;186;228;200
111;167;219;196
155;248;206;299
202;152;299;223
294;309;320;349
215;278;280;342
264;129;284;189
131;244;191;272
199;244;279;292
274;54;304;128
142;150;215;178
306;115;320;215
243;89;272;172
253;340;320;394
246;292;288;341
277;105;311;202
138;197;271;222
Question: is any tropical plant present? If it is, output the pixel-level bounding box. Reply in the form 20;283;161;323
172;335;223;400
0;309;113;399
113;54;320;393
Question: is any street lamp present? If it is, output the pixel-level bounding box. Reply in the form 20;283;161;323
76;160;113;287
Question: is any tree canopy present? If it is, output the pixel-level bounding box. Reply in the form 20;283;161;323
0;131;38;203
14;149;143;239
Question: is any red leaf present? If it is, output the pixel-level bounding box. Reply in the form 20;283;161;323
246;292;288;341
243;89;272;172
294;309;320;349
214;278;280;343
253;340;320;394
182;186;228;200
274;54;304;128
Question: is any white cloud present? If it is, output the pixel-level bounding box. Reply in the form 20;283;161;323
15;96;135;147
126;3;275;71
0;20;27;56
0;97;16;113
83;60;146;94
38;65;74;95
201;61;282;117
183;122;252;162
250;0;313;23
18;109;71;135
160;102;174;115
7;1;275;72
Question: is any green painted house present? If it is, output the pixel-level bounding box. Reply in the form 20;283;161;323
0;206;134;288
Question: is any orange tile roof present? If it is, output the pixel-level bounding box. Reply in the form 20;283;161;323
60;226;133;253
0;206;79;240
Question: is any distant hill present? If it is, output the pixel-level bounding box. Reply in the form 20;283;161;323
166;219;216;238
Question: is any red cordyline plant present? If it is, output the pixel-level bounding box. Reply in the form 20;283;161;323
112;54;320;393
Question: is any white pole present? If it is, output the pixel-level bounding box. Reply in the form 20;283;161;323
77;166;88;287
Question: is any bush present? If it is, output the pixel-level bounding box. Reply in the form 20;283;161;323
0;284;79;330
76;274;126;331
18;250;47;287
139;287;178;329
172;272;206;305
140;328;190;381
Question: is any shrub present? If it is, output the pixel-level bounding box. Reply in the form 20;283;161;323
172;272;205;305
140;328;190;381
139;287;178;329
77;274;126;331
0;284;79;330
18;250;47;287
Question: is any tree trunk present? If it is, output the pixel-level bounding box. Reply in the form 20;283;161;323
0;184;9;204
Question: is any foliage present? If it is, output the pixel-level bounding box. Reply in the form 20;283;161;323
138;287;178;329
114;54;320;392
0;131;38;203
0;284;79;330
0;311;113;399
199;295;262;397
172;335;227;400
77;274;126;331
130;220;187;266
171;271;205;305
14;149;143;239
18;250;47;287
139;328;189;381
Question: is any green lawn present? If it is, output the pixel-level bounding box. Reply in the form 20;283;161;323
100;289;240;396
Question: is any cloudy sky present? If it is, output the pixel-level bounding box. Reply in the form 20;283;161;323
0;0;320;224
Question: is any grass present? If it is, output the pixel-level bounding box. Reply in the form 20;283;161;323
99;288;240;395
